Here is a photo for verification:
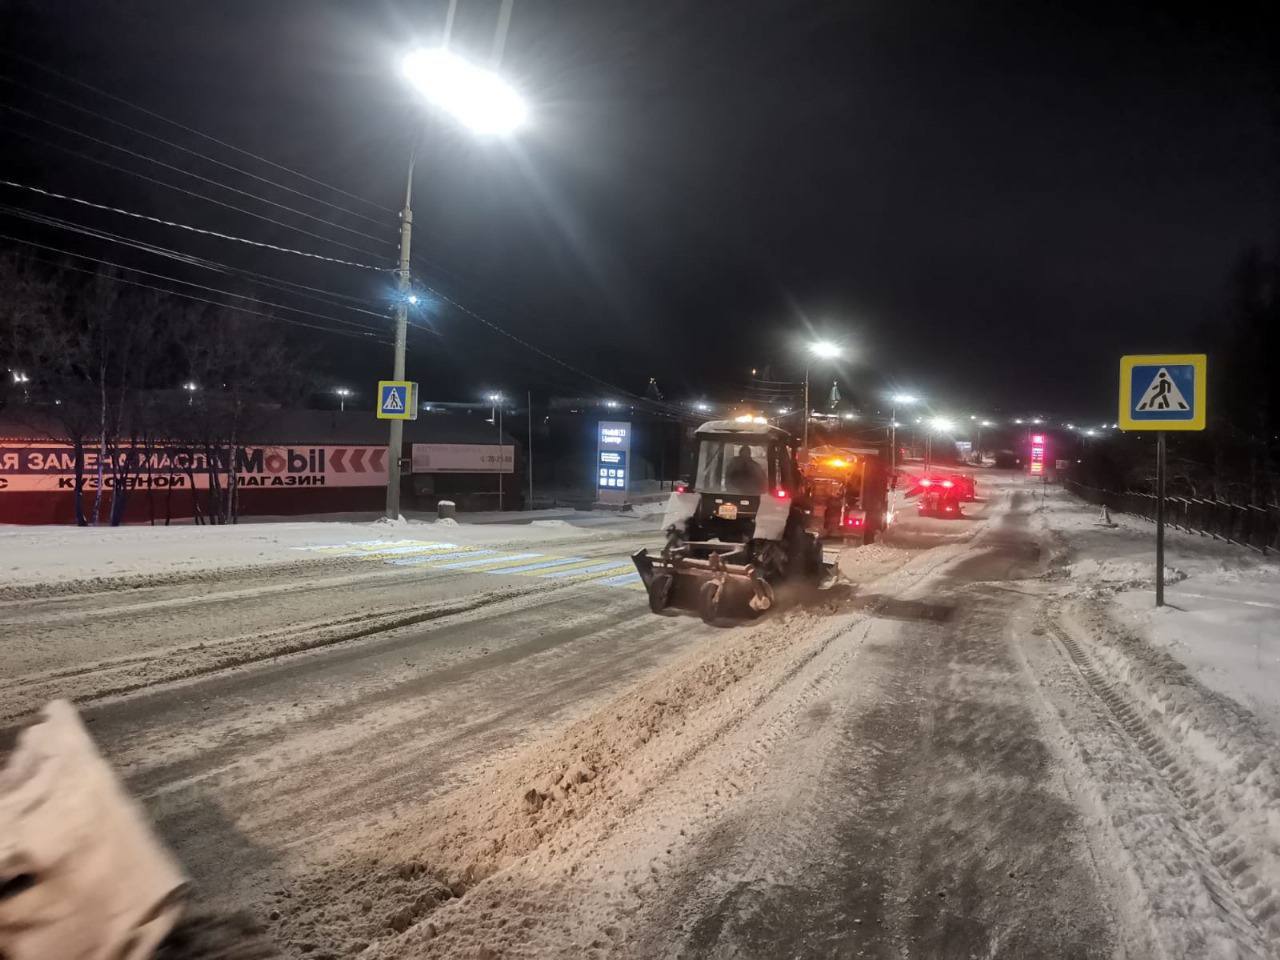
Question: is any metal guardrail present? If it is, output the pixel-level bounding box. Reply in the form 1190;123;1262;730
1064;480;1280;555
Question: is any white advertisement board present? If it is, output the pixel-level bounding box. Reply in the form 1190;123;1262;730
411;443;514;474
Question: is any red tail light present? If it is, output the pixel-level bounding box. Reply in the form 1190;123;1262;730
675;483;687;494
845;517;863;527
920;478;932;487
774;488;788;499
941;480;954;488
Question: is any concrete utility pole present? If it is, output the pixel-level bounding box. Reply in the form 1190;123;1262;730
385;152;416;520
527;389;534;510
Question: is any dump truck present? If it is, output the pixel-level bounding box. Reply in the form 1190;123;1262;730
632;417;830;623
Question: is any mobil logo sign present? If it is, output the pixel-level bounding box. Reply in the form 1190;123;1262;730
243;446;386;487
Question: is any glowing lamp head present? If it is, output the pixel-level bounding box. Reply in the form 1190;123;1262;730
808;340;842;360
402;48;529;136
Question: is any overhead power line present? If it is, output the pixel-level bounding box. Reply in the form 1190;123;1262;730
0;177;388;270
3;126;390;264
8;51;396;216
0;73;396;232
15;251;394;345
0;100;395;249
0;200;392;320
411;272;701;422
0;227;390;338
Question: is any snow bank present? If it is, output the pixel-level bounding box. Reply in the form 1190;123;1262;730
1040;485;1280;737
0;511;658;589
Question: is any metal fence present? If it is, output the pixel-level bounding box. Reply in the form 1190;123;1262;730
1064;480;1280;555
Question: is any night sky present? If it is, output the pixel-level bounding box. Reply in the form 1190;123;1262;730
2;0;1275;418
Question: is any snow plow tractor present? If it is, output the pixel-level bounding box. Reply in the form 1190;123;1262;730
632;418;829;624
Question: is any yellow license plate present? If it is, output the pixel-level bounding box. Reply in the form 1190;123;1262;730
717;503;739;520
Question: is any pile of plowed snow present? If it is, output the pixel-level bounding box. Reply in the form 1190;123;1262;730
267;599;849;958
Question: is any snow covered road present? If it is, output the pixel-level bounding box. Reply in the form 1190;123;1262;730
2;479;1276;959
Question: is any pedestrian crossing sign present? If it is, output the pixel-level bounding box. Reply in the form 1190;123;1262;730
1118;354;1206;431
377;380;418;420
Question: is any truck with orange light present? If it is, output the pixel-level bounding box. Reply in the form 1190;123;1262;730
801;445;892;544
631;418;829;623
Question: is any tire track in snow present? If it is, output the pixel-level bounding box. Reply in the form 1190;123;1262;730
1042;610;1276;957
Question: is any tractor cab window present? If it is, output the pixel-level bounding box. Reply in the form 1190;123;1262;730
696;440;770;495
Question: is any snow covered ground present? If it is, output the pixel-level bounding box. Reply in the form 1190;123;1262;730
0;508;661;588
1039;484;1280;736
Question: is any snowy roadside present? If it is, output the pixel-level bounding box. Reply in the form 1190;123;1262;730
1038;485;1280;736
0;510;660;588
1037;484;1280;949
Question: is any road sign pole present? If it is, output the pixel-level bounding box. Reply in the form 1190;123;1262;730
386;151;416;520
1119;354;1205;609
1155;432;1166;607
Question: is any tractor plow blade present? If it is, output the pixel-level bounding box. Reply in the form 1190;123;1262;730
632;547;774;624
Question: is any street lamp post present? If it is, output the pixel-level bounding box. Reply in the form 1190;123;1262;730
803;340;842;453
487;392;504;512
335;387;353;412
925;417;954;473
385;48;528;519
889;393;919;478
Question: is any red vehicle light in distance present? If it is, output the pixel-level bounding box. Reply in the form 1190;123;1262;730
774;488;788;499
941;480;954;488
845;516;864;527
675;482;687;494
919;478;933;487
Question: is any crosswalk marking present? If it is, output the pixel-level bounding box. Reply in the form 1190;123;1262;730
483;556;585;575
292;538;643;593
429;552;542;571
596;571;643;586
540;559;629;579
388;549;494;566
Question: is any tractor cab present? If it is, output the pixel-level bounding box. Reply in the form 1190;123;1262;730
680;421;802;543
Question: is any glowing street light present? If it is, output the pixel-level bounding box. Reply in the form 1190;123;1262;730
402;48;529;136
335;386;353;412
808;340;842;360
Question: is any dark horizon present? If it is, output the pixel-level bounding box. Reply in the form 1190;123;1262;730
2;0;1275;420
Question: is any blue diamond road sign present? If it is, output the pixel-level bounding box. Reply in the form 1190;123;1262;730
376;380;417;420
1118;354;1206;431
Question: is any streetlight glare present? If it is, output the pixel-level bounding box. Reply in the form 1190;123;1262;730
808;340;842;359
402;48;529;136
929;417;954;432
891;393;919;405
